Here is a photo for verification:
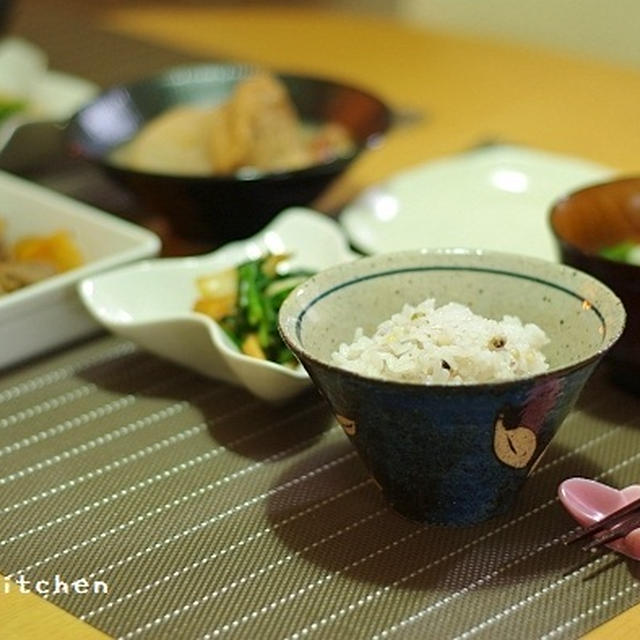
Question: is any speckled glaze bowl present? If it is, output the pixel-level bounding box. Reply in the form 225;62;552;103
279;249;625;526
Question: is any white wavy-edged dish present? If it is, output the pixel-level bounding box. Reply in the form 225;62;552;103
79;208;358;403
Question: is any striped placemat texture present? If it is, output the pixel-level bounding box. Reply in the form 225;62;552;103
1;335;639;639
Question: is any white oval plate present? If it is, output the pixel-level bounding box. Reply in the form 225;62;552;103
79;208;358;403
340;145;613;259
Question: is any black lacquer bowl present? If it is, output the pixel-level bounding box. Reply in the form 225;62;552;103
66;63;392;242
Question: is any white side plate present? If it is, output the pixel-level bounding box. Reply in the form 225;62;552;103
340;145;613;259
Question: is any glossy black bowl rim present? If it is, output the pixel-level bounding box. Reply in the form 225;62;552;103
66;63;394;184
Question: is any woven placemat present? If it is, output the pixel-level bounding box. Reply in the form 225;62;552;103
1;335;639;639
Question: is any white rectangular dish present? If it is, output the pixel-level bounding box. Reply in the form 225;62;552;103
0;170;160;369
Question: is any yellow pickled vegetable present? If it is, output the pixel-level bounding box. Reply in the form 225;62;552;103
241;333;266;359
193;293;236;321
12;230;84;272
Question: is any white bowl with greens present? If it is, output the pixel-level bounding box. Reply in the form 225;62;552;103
0;37;98;171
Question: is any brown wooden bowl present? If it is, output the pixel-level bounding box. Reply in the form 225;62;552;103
550;177;640;392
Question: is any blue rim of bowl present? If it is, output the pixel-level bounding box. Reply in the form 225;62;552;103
280;260;626;390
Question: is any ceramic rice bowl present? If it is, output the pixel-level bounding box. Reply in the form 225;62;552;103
278;249;625;526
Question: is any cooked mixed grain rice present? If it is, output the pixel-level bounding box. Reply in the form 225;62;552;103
331;299;549;384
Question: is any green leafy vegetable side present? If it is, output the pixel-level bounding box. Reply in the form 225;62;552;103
0;98;27;122
598;241;640;264
219;255;313;365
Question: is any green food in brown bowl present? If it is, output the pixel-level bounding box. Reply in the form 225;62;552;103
598;240;640;264
549;176;640;392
